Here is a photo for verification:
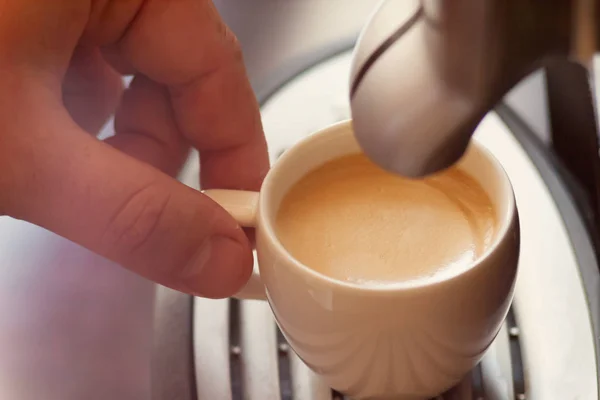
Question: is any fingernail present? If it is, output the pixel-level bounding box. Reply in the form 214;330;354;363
183;235;250;298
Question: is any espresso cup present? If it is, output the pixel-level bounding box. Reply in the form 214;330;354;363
203;120;520;399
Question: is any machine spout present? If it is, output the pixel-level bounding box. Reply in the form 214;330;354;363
349;0;574;177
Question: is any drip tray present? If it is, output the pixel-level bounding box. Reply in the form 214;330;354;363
193;296;525;400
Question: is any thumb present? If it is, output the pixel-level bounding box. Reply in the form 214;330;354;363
3;100;252;299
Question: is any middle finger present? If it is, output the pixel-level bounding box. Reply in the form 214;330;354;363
108;74;189;177
63;46;123;135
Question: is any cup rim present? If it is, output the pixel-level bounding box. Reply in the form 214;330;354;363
258;119;517;294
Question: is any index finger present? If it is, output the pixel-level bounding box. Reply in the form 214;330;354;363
115;0;269;191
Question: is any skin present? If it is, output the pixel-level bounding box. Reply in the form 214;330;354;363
0;0;269;298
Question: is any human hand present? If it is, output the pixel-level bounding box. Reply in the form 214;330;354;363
0;0;269;298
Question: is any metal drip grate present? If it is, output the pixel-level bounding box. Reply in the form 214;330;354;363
192;296;525;400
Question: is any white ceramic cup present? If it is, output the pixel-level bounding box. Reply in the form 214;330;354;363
203;120;520;399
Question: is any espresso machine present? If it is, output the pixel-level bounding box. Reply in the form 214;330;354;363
0;1;597;400
153;1;600;399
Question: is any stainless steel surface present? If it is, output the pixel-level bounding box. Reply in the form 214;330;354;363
495;102;600;397
348;0;595;177
183;51;595;399
504;71;550;144
213;0;377;103
215;0;552;144
152;287;195;400
545;60;600;257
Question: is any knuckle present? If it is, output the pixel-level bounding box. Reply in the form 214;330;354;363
210;19;243;68
87;0;146;45
224;30;243;60
104;182;171;256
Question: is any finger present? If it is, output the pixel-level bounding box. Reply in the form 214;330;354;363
4;88;253;298
116;0;270;192
0;1;86;76
101;45;137;76
107;74;188;177
171;60;268;192
63;46;124;135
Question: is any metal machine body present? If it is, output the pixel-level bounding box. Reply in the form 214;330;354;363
349;0;598;180
154;0;600;392
153;51;599;400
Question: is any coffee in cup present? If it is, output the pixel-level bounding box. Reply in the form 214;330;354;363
276;153;496;285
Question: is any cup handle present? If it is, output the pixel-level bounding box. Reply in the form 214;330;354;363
202;189;267;301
